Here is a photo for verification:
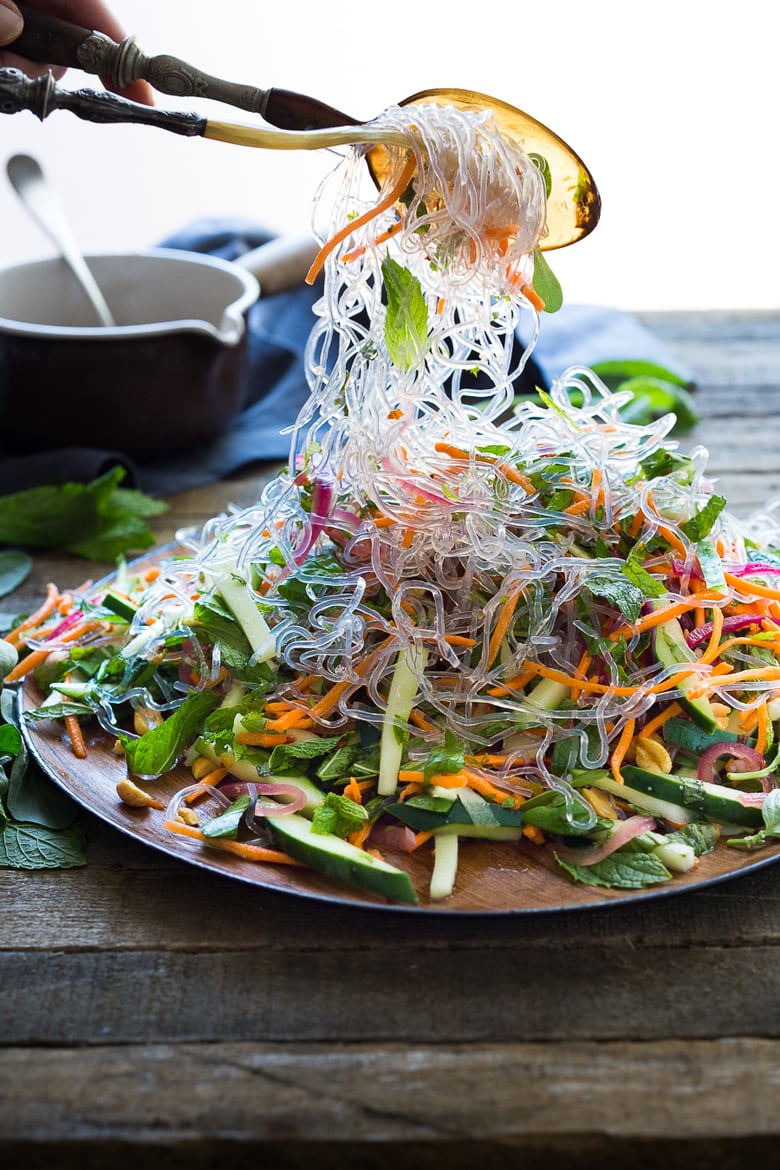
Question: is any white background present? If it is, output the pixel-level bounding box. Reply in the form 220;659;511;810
0;0;777;312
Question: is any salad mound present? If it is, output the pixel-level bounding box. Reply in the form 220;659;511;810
7;102;780;903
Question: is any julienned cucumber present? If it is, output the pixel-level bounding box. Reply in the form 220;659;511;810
586;772;696;825
652;612;719;733
621;765;764;829
267;813;418;905
194;738;324;814
387;787;524;832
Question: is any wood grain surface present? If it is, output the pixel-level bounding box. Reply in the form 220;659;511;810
3;310;780;1169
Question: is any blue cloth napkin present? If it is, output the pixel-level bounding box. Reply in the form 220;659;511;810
0;219;692;498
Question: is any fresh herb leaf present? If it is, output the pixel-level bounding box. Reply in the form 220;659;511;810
665;822;719;856
382;256;428;371
121;691;219;777
0;723;21;755
695;539;727;592
0;467;166;561
622;544;666;598
423;730;465;783
585;571;644;623
532;250;563;314
637;450;693;482
267;735;342;773
310;792;368;838
529;153;552;198
727;789;780;850
0;821;87;869
0;638;18;679
555;848;671;888
680;495;727;542
0;550;32;599
201;794;251;840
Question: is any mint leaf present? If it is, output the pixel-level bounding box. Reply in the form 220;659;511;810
0;723;21;756
267;735;342;774
585;572;643;623
695;539;726;592
7;741;79;829
201;794;251;840
382;257;428;371
665;822;719;857
623;544;666;598
638;450;693;482
423;730;465;783
0;467;166;561
311;792;368;839
0;821;87;869
680;495;727;542
0;639;18;678
728;788;780;850
0;550;32;599
532;250;563;314
555;849;671;888
529;153;552;197
121;691;219;777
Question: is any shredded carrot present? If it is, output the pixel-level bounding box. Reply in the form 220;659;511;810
64;714;88;760
344;777;363;804
387;408;403;420
563;498;591;516
409;708;434;732
348;821;372;850
414;831;433;848
264;707;313;732
698;605;725;665
521;283;545;313
485;590;522;668
144;567;161;582
234;731;291;748
610;718;636;784
163;820;303;865
569;651;593;702
341;217;405;264
637;702;682;740
185;766;228;804
609;594;721;643
486;665;537;698
443;634;477;648
4;582;60;646
522;823;545;844
306;154;416;285
308;634;396;720
724;571;780;602
755;702;770;756
3;646;51;684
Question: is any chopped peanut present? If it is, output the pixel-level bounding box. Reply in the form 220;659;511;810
116;777;163;809
191;755;217;781
177;807;200;827
634;734;673;775
133;705;164;736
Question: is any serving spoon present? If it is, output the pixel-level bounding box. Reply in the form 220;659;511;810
6;153;116;328
4;7;600;249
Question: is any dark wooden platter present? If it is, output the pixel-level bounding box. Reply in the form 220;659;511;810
19;546;780;915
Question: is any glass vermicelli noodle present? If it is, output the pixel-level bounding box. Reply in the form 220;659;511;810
23;100;780;902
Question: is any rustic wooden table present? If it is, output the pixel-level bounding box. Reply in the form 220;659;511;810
2;310;780;1169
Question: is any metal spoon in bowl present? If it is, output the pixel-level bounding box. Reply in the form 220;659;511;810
6;153;116;328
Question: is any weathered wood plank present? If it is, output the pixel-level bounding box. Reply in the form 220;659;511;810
3;809;780;952
2;923;779;1045
1;1037;779;1161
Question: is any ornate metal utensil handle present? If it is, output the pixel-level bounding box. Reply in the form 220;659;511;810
12;2;272;116
0;67;206;135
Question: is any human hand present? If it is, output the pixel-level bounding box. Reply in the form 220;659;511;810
0;0;152;103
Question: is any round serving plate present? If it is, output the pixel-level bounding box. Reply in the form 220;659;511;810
19;547;780;915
